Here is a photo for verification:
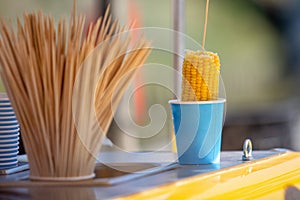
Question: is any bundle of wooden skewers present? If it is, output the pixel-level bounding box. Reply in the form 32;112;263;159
0;4;151;180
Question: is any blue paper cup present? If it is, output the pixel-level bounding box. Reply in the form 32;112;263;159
0;133;19;140
0;160;18;169
0;130;20;138
0;120;19;126
0;113;16;118
0;157;17;163
0;124;19;131
0;147;19;154
0;137;19;144
0;151;19;158
0;141;19;149
0;117;17;122
0;103;12;107
0;108;14;113
169;99;226;164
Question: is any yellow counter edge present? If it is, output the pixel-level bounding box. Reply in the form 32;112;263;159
113;152;300;200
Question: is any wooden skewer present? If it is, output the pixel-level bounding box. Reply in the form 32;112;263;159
0;4;151;179
202;0;210;51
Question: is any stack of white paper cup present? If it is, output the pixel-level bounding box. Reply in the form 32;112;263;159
0;93;19;169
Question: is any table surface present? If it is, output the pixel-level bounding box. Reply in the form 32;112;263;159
0;150;286;200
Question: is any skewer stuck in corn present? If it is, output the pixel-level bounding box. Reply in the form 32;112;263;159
181;50;220;101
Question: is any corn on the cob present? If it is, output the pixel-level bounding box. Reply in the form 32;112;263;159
181;50;220;101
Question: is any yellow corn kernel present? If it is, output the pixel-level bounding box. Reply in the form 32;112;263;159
181;50;220;101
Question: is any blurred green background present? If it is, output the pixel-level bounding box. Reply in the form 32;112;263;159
0;0;284;108
110;0;298;151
